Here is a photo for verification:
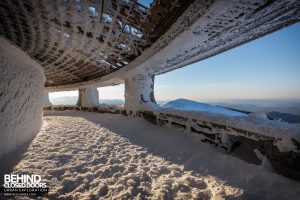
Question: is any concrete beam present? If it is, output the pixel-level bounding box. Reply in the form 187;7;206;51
45;0;300;90
77;87;100;107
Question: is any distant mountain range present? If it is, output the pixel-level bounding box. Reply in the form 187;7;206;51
50;96;166;106
214;99;300;123
50;96;78;105
49;97;300;123
161;98;246;117
214;99;300;115
267;111;300;124
50;96;125;106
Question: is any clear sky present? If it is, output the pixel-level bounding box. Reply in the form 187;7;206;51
50;23;300;102
138;0;152;7
155;23;300;102
98;85;124;99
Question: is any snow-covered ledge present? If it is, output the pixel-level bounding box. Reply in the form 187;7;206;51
0;38;45;159
43;91;52;107
76;87;100;107
124;74;158;114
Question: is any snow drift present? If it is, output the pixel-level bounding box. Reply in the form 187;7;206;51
9;111;300;199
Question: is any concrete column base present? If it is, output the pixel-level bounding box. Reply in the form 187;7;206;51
124;74;157;114
77;87;100;107
43;91;52;107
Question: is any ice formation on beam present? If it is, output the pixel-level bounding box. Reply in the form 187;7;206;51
77;87;100;107
134;0;300;76
43;0;300;90
0;38;45;159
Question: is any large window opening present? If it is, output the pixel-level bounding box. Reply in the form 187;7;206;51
155;23;300;122
98;84;125;106
49;90;78;105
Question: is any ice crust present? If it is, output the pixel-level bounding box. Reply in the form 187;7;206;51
0;37;45;158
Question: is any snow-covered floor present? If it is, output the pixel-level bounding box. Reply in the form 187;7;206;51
8;111;300;199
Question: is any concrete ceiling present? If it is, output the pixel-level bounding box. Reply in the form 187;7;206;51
1;0;299;90
0;0;192;87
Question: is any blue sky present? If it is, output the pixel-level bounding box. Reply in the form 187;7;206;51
155;23;300;101
138;0;152;7
50;23;300;102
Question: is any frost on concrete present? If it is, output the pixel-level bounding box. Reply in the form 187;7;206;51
0;37;45;158
42;0;300;90
10;111;300;199
124;74;157;114
1;0;197;88
138;0;300;76
77;87;100;107
151;108;300;153
43;91;52;107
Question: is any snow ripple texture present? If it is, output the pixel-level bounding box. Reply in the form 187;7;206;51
12;111;300;200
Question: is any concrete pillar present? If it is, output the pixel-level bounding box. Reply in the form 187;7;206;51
43;91;52;107
124;74;157;113
0;38;45;159
77;86;100;107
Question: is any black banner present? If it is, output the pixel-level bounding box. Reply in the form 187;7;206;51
0;187;49;197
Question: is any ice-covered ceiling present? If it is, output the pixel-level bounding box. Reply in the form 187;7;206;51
0;0;192;87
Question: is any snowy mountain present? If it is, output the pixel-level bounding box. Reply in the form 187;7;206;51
50;96;124;106
50;96;78;105
215;99;300;115
161;98;247;117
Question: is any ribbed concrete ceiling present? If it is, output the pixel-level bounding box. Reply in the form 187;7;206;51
0;0;192;87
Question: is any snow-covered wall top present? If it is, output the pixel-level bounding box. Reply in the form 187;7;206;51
0;37;45;158
150;107;300;153
46;102;300;153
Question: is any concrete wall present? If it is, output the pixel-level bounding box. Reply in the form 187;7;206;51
0;38;45;158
